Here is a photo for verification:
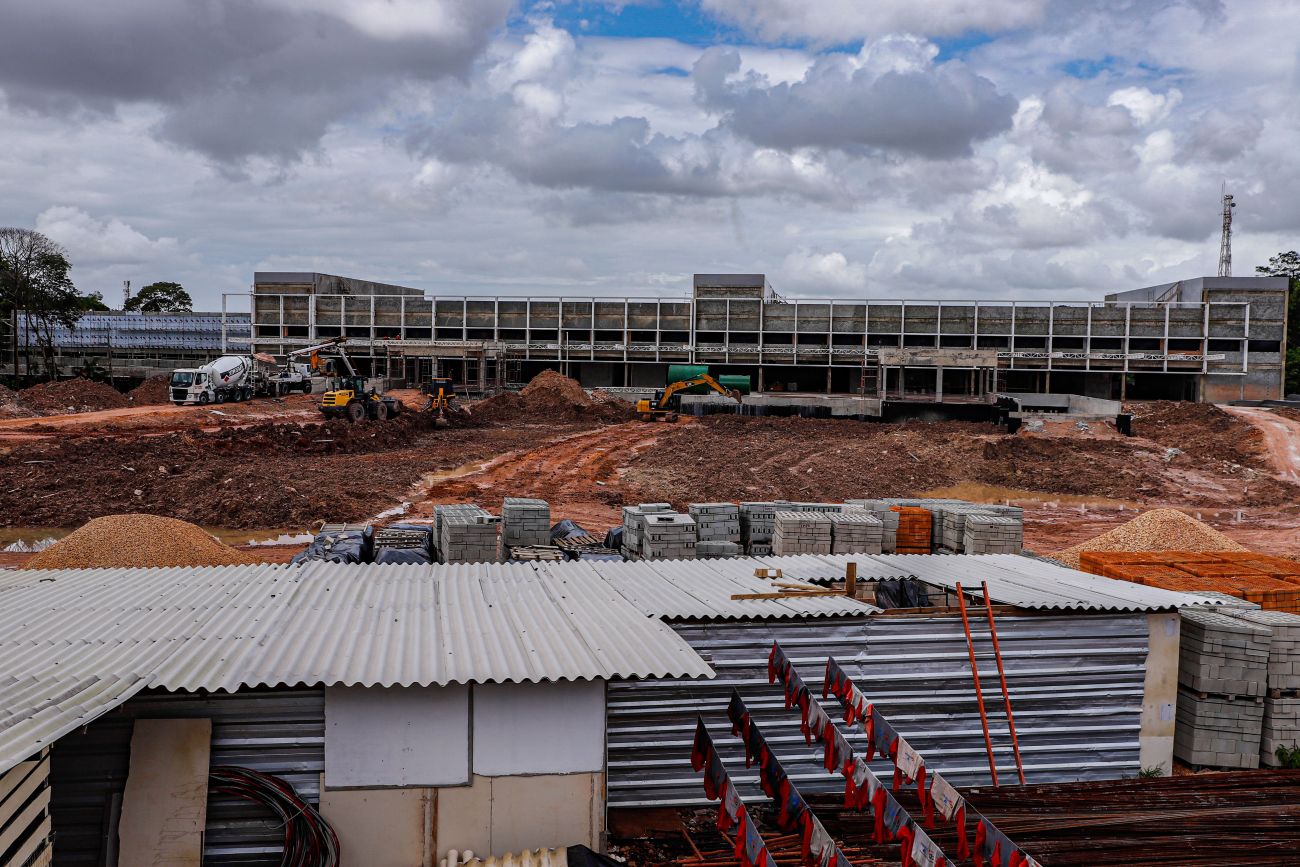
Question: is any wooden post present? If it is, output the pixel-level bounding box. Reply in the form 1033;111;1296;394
845;562;857;598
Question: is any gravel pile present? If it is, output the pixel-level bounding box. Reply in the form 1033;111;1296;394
1053;508;1247;569
19;378;129;414
23;513;260;569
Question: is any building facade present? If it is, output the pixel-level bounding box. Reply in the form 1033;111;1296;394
240;272;1288;401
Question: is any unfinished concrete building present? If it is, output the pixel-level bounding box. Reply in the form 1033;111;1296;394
236;272;1289;402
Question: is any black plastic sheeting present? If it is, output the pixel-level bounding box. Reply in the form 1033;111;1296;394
603;527;623;550
550;519;588;541
872;577;932;609
292;527;373;565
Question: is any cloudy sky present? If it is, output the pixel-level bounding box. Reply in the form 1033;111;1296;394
1;0;1297;310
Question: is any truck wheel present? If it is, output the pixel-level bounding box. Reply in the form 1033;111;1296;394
389;400;401;417
345;401;366;423
374;401;389;421
198;393;210;405
216;389;227;403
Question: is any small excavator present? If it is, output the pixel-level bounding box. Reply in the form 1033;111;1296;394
635;373;740;422
421;377;459;427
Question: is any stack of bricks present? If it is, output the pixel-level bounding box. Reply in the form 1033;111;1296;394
1174;609;1270;769
962;515;1024;554
621;503;672;559
440;512;501;564
1225;609;1300;766
891;506;932;554
739;502;776;556
689;503;741;543
640;512;697;559
499;497;551;558
940;506;994;552
772;511;832;555
827;511;884;554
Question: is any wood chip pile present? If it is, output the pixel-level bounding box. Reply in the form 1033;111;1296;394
23;513;260;569
1052;508;1246;569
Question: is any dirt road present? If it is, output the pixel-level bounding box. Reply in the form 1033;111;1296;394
1223;406;1300;482
408;420;669;531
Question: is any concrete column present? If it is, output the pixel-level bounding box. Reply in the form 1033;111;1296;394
935;366;943;402
825;366;832;394
757;366;765;392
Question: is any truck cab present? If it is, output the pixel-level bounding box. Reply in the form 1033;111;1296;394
170;369;211;404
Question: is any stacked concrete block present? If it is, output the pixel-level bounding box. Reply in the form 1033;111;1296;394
1175;689;1264;769
827;511;884;555
697;540;743;558
500;497;551;556
1178;609;1270;697
739;502;776;555
772;511;832;556
962;515;1023;555
689;503;741;543
1224;609;1300;691
1261;696;1300;767
640;512;697;560
440;512;500;564
789;502;843;514
621;502;672;559
940;506;995;552
434;504;490;559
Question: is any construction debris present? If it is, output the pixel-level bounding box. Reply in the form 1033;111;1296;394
22;513;258;569
126;374;171;405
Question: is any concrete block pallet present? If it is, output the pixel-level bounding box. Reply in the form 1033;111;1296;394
434;504;490;560
940;506;995;552
1225;609;1300;691
640;512;697;559
500;497;551;553
689;503;741;543
1178;609;1270;697
1174;686;1264;769
621;503;672;559
739;502;776;548
772;511;832;556
1261;694;1300;767
963;514;1023;555
697;540;743;558
440;513;500;564
827;511;883;555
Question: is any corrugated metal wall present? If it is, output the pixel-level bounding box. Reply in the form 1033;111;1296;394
608;614;1148;807
1;749;52;867
50;688;324;866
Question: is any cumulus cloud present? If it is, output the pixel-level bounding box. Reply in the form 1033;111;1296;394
692;39;1018;158
0;0;511;164
780;248;868;293
34;206;179;265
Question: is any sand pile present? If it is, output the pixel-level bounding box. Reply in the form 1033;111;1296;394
19;378;128;414
520;369;591;406
127;374;171;405
1052;508;1247;569
23;513;260;569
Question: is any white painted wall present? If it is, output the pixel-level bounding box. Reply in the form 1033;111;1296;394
325;683;470;788
472;680;605;776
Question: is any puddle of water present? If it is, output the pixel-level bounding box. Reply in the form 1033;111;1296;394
420;458;495;485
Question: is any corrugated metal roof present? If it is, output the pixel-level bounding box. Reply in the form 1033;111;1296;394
653;552;1225;612
0;562;712;775
565;558;878;620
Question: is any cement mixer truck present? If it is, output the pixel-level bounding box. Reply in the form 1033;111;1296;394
170;355;277;405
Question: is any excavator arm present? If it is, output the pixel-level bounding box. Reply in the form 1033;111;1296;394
636;373;739;421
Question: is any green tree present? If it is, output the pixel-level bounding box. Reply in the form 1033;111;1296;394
125;281;193;313
1258;251;1300;395
0;228;95;377
77;292;110;312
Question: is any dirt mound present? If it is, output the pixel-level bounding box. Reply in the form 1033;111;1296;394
127;374;171;405
521;369;590;405
471;371;634;424
0;383;36;419
1129;401;1266;466
23;513;260;569
1052;508;1248;569
19;378;128;414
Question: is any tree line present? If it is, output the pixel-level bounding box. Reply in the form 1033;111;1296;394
0;227;192;380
